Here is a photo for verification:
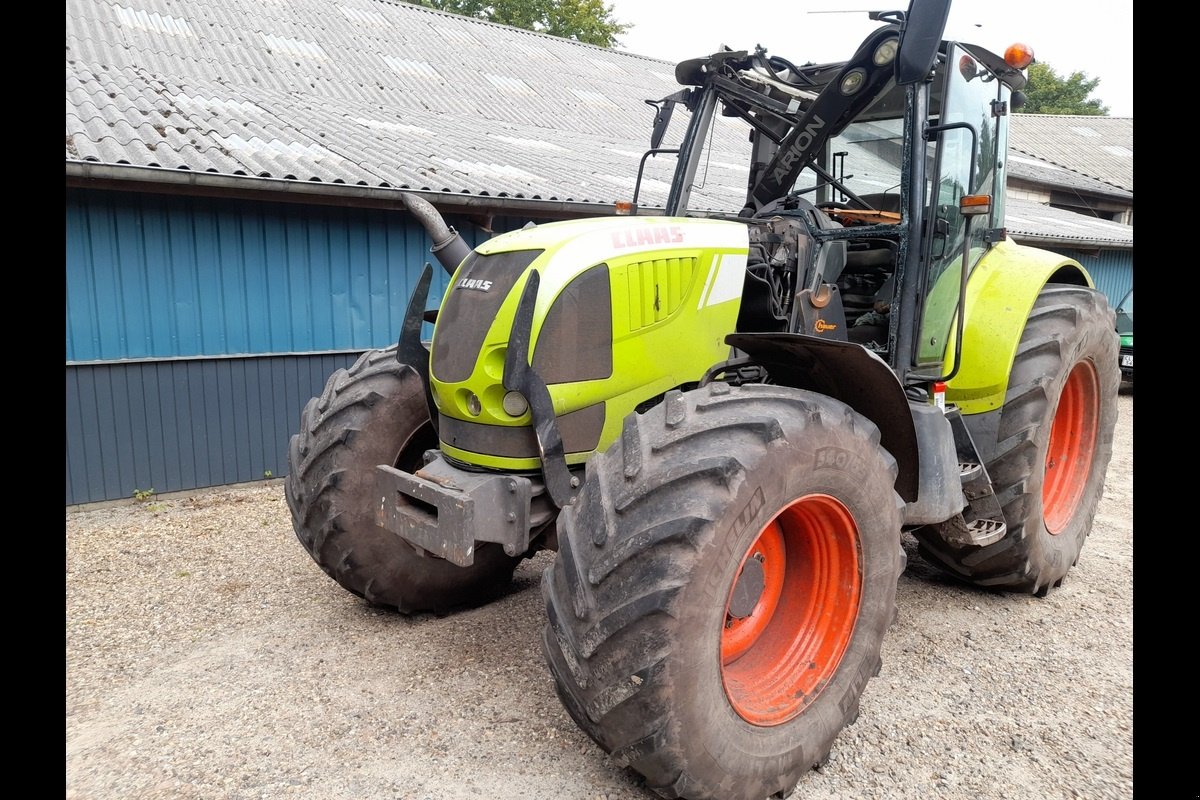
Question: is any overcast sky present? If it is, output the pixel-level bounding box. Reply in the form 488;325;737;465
607;0;1133;117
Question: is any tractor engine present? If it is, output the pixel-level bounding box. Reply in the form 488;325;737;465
427;215;753;473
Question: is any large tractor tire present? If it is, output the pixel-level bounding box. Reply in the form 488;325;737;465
285;346;521;614
915;284;1119;595
542;383;905;800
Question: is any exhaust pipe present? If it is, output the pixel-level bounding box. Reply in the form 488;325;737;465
400;193;473;275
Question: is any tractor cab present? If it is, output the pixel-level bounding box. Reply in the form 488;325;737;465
636;13;1033;387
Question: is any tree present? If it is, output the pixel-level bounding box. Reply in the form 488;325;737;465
409;0;631;48
1021;62;1109;116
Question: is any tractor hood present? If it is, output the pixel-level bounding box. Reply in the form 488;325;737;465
428;215;750;470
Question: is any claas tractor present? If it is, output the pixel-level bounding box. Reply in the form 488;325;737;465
285;1;1119;797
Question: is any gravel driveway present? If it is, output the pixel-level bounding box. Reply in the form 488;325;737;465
66;391;1133;800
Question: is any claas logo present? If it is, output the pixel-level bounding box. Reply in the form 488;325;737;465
610;226;684;248
455;277;493;292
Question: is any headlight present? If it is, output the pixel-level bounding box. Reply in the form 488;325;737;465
873;38;898;66
502;391;529;417
840;69;866;95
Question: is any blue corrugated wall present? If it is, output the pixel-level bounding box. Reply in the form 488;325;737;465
1042;246;1134;307
66;189;530;504
66;190;520;361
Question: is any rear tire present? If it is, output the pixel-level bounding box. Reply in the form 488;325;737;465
285;346;521;613
915;284;1119;594
542;383;905;800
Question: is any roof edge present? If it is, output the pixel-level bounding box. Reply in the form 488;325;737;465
65;161;643;218
1009;233;1133;251
1010;148;1132;194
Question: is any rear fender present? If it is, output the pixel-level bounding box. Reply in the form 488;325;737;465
946;240;1092;414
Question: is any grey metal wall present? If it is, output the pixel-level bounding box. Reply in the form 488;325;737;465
66;352;362;504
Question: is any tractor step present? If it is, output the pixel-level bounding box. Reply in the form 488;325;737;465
936;515;1007;548
942;410;1009;548
963;517;1006;546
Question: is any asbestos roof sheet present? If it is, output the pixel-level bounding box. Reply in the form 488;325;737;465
66;0;1131;245
1009;114;1133;192
1006;152;1132;200
65;0;691;203
1005;196;1132;247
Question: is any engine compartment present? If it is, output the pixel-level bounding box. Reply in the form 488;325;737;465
739;202;900;355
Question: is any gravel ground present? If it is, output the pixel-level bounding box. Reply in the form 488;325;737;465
66;390;1132;800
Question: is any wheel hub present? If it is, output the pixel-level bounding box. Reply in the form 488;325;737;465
727;554;765;619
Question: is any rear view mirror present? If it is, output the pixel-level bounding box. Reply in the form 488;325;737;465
647;88;694;149
894;0;951;84
647;99;676;149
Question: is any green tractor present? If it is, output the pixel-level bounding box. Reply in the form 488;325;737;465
285;1;1119;797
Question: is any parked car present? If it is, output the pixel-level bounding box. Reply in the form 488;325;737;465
1116;288;1133;383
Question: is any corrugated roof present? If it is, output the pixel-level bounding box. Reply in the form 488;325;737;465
1009;114;1133;192
1006;153;1132;200
1005;196;1132;247
64;0;716;206
66;0;1131;246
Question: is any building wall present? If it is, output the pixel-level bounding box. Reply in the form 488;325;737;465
66;351;362;504
1006;185;1052;204
66;188;529;504
1044;246;1133;308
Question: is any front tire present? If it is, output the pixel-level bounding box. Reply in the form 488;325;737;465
915;284;1119;594
542;384;905;800
285;346;521;613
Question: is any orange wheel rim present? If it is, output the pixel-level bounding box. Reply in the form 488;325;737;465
720;494;862;726
1043;361;1100;534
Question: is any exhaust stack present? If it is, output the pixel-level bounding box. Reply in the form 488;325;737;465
400;193;472;274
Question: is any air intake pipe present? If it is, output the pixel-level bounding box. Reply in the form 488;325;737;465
400;193;473;275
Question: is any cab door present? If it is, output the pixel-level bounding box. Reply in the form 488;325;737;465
915;44;1010;369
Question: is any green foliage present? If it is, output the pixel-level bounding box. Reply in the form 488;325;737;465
409;0;630;47
132;487;156;502
1021;62;1109;116
263;470;273;479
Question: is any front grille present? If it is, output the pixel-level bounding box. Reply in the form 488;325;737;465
439;403;606;458
431;249;543;383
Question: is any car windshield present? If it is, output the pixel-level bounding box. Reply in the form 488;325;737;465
1115;289;1133;336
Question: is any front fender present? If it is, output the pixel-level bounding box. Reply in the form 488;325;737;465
946;239;1092;415
726;332;919;502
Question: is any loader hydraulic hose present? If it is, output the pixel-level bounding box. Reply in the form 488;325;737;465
400;192;473;275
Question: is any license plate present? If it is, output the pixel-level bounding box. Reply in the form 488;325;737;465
1120;354;1133;367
